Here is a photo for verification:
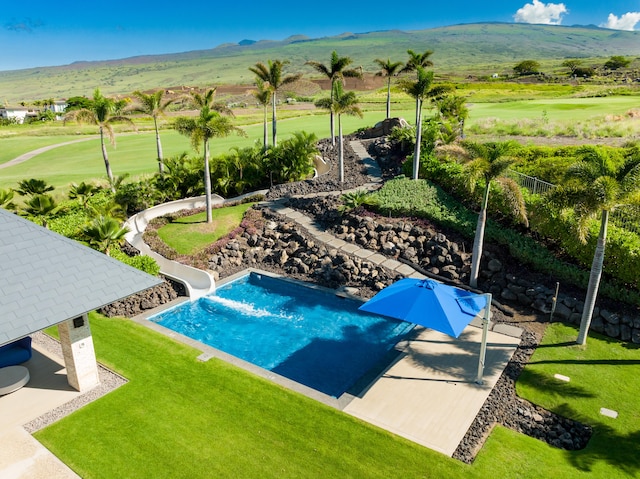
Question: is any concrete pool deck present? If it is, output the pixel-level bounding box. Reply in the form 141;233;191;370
344;324;521;456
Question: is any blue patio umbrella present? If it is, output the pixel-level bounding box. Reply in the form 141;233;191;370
359;278;492;383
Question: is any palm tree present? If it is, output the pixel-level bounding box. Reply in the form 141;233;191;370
252;79;272;151
397;67;435;180
22;194;62;229
306;51;362;145
400;49;435;126
82;215;129;256
131;89;175;174
249;60;301;146
173;88;244;223
0;188;16;210
68;181;101;207
460;141;524;288
374;58;403;119
549;147;640;345
65;88;136;189
16;178;54;197
315;82;363;183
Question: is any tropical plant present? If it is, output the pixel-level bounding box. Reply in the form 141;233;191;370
130;89;175;174
64;88;136;189
16;178;54;197
315;82;362;182
82;215;129;256
435;94;469;139
252;79;272;151
459;141;525;288
374;58;403;119
548;146;640;345
68;181;101;207
397;67;435;180
339;190;379;213
22;194;63;229
266;131;317;184
0;188;16;210
249;60;301;146
173;88;244;223
306;51;362;145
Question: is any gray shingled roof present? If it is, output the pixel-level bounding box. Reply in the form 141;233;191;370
0;209;162;346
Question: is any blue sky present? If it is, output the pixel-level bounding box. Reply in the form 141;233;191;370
1;0;639;71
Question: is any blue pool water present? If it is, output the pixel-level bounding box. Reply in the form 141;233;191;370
150;272;414;398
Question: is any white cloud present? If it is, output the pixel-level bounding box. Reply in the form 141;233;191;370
514;0;568;25
601;12;640;31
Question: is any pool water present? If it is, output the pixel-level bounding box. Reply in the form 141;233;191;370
150;272;414;398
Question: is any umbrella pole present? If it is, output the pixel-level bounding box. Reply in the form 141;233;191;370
475;293;492;385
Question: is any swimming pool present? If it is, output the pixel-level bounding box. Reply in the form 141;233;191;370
149;272;414;398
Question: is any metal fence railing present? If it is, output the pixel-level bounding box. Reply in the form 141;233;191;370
506;169;640;236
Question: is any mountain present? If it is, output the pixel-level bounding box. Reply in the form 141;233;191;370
1;22;639;103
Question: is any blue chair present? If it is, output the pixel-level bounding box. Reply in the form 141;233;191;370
0;337;32;368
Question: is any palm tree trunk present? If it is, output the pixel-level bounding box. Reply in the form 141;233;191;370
577;210;609;345
99;126;115;190
412;99;422;180
272;92;278;147
386;77;391;119
263;104;269;151
330;82;336;146
203;140;213;224
470;182;491;288
154;116;164;174
338;115;344;183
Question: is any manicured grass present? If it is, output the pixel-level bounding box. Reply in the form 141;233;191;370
35;314;640;478
515;322;640;478
157;203;254;255
0;108;414;192
36;313;466;479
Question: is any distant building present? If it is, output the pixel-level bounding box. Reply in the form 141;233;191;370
0;106;38;124
44;100;68;120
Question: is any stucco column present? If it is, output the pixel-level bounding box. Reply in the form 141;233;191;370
58;314;100;392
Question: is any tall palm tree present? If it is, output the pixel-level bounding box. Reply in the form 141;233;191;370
173;88;243;223
65;88;136;189
374;58;403;119
315;82;362;183
252;79;272;151
400;49;435;126
549;147;640;345
397;67;435;180
306;51;362;145
461;141;524;288
83;215;129;256
249;60;301;146
131;89;175;174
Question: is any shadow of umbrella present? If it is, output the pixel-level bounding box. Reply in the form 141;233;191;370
359;278;493;384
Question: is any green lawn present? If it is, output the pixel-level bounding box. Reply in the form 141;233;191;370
0;108;414;192
35;315;640;478
157;203;254;255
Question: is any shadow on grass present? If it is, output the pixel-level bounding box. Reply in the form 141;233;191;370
518;368;595;400
566;421;640;475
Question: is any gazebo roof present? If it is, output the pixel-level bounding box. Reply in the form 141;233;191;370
0;209;162;345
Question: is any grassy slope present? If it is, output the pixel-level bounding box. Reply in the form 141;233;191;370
1;23;639;102
158;203;254;255
35;315;640;478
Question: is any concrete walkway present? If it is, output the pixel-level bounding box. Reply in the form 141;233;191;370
0;137;96;170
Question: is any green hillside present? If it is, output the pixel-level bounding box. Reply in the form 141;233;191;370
1;22;639;103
